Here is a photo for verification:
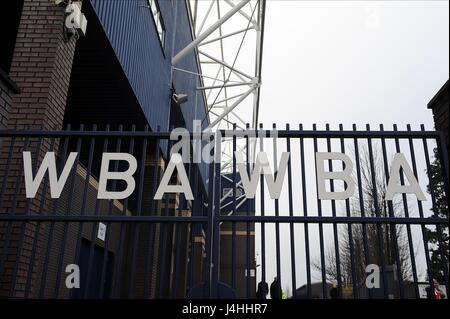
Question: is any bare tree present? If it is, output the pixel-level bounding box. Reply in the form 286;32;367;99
313;143;416;288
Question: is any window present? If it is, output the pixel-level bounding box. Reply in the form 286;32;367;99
148;0;165;50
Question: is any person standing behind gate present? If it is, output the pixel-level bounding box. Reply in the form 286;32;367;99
426;279;446;299
330;282;339;299
256;280;269;299
270;277;282;299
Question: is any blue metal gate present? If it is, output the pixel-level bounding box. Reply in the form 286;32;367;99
0;124;448;299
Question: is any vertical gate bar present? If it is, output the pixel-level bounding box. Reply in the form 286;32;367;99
0;132;30;297
10;127;31;216
435;130;450;295
25;133;57;297
187;162;193;291
113;203;127;298
127;125;146;298
144;126;161;298
393;124;418;298
172;218;182;297
84;124;111;298
246;123;251;298
0;130;16;207
0;129;16;291
286;124;297;298
339;124;358;298
70;124;97;299
436;132;449;194
39;124;71;298
212;132;221;298
421;125;449;295
0;127;19;286
407;124;435;298
352;124;372;299
312;123;327;299
259;123;267;292
157;191;171;297
272;123;282;297
99;220;111;298
171;191;180;298
0;129;15;285
105;125;136;298
326;123;343;298
158;131;174;298
105;125;131;297
172;159;190;297
187;161;197;291
113;161;134;298
231;124;237;290
379;124;405;298
171;193;182;298
54;124;84;298
11;128;42;297
2;136;26;292
204;133;215;298
172;149;188;297
158;179;170;298
299;124;312;298
144;125;160;297
366;124;389;298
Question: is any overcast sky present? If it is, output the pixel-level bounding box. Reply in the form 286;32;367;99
252;0;449;297
258;0;449;131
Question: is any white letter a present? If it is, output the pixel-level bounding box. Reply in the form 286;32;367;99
154;154;194;200
385;153;426;201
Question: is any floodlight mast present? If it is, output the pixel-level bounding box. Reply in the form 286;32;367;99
173;0;265;208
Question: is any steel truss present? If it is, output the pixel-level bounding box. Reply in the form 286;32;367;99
172;0;265;208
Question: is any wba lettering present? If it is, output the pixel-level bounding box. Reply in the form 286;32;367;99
22;151;426;201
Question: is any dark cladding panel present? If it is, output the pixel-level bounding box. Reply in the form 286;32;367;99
90;0;172;132
89;1;208;135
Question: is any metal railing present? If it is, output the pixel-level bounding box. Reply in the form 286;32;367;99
0;124;448;299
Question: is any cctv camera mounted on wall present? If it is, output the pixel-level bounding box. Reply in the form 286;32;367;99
172;93;189;105
57;0;88;41
55;0;69;6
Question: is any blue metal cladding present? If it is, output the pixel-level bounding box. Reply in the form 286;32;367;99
89;0;208;133
90;0;209;191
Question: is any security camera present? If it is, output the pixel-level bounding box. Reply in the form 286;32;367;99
172;93;188;105
65;2;88;37
55;0;69;6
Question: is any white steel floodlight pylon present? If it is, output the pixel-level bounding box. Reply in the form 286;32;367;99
172;0;265;210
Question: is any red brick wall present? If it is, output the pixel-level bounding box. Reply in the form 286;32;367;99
0;0;80;297
8;0;77;129
428;80;449;159
0;70;19;129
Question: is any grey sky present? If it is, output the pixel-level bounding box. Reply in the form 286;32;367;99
259;0;449;130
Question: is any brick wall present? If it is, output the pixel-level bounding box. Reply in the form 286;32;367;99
428;80;449;159
0;69;19;129
0;0;80;297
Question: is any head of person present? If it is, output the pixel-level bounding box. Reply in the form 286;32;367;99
433;279;440;288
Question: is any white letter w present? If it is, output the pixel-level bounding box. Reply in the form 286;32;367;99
23;151;77;198
236;151;289;199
